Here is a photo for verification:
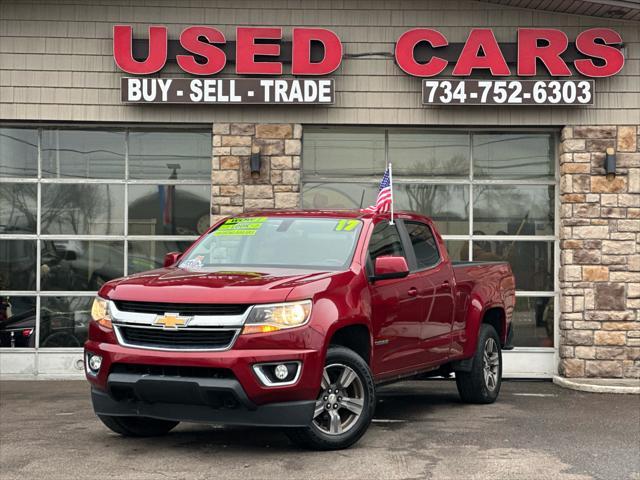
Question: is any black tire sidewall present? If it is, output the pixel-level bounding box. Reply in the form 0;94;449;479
456;324;503;404
290;345;376;450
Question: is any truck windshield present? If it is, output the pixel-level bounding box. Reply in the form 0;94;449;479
179;217;363;271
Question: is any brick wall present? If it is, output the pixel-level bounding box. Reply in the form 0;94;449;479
211;123;302;223
559;125;640;378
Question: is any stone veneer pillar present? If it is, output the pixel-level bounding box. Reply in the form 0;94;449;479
210;123;302;223
559;125;640;378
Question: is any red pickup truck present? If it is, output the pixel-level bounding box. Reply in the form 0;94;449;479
85;210;515;450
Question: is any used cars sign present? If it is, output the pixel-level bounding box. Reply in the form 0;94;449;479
114;25;624;105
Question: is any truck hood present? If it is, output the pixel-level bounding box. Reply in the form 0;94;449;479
100;266;342;304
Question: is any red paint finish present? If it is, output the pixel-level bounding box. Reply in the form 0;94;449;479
452;29;511;76
292;28;343;75
574;28;625;78
86;210;515;407
235;27;283;75
394;28;449;77
517;29;571;76
113;25;167;74
176;26;226;75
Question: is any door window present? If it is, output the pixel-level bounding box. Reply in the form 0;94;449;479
405;222;440;270
367;222;405;265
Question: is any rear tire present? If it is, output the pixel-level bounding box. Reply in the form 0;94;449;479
287;346;375;450
455;324;502;404
98;415;179;437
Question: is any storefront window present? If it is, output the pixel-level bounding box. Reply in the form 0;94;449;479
511;296;554;348
128;131;211;180
0;127;38;177
302;128;557;348
473;185;554;236
0;183;37;234
389;131;470;177
41;129;125;179
128;185;211;236
39;296;92;348
41;184;125;235
128;240;194;274
0;125;211;349
0;296;36;348
0;240;37;290
473;133;555;180
303;128;386;178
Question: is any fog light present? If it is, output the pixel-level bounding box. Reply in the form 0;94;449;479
86;354;102;375
253;361;301;386
274;364;289;380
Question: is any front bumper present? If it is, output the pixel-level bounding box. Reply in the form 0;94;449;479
91;373;315;427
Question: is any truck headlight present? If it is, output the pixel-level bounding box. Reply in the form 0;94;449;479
91;297;112;330
242;300;312;334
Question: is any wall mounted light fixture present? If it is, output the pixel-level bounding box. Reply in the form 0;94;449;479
605;147;616;180
250;145;261;175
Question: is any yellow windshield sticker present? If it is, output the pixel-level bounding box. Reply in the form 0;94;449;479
334;219;360;232
213;217;267;236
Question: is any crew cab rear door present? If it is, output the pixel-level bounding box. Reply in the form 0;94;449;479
367;220;425;376
402;220;455;365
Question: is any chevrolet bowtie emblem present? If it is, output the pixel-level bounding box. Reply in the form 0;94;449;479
154;313;191;329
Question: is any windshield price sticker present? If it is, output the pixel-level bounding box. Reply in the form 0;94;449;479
334;219;360;232
214;217;267;236
422;79;594;106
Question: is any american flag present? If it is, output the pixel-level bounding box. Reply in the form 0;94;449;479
363;165;393;213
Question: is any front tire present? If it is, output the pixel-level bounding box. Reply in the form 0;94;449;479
287;346;375;450
455;324;502;404
97;415;179;437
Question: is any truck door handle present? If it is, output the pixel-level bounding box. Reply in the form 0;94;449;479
408;287;418;297
442;281;450;286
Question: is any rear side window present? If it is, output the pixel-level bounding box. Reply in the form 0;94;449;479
405;221;440;269
368;222;405;263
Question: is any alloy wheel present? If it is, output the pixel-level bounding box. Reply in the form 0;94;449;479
313;363;365;435
483;337;500;391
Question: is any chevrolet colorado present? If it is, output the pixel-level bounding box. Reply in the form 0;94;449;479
85;210;515;450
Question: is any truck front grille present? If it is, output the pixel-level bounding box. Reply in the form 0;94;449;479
113;300;249;316
116;325;239;350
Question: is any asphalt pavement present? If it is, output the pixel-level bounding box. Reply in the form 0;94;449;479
0;379;638;480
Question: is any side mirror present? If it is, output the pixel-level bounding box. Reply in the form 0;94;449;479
163;251;182;268
372;256;409;282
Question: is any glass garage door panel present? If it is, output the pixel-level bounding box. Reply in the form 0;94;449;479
301;182;469;236
303;129;386;177
128;240;195;274
301;128;557;361
0;296;36;348
511;297;554;348
41;184;125;235
0;127;38;177
39;296;92;348
0;126;212;361
0;240;37;291
41;129;125;179
388;131;470;177
0;183;37;234
473;133;555;180
473;185;555;236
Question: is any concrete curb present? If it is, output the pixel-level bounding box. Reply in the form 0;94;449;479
553;376;640;394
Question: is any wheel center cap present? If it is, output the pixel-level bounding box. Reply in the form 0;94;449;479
328;393;337;403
